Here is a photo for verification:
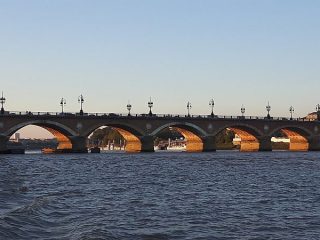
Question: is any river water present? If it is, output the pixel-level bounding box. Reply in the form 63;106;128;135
1;151;320;240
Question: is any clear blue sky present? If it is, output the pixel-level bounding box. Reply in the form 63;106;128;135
1;0;319;138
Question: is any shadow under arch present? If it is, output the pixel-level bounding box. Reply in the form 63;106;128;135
270;126;312;151
42;127;72;150
84;123;144;152
213;124;263;151
151;122;207;152
4;120;77;151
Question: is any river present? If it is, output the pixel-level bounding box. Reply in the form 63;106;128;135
1;151;320;239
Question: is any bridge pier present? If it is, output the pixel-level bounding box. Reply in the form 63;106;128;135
0;135;9;154
139;136;155;152
258;136;272;151
202;136;216;152
70;136;88;153
308;136;320;151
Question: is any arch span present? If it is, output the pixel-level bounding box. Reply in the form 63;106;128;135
151;122;207;137
270;126;311;151
85;123;145;152
151;123;207;152
4;120;77;137
214;124;262;151
4;121;76;152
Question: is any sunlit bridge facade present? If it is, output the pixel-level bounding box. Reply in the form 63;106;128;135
0;111;319;154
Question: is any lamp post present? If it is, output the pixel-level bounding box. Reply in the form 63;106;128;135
316;104;320;121
187;101;192;117
60;98;66;114
0;92;6;114
78;94;84;115
209;99;214;117
148;97;153;116
289;106;294;120
127;101;132;116
241;105;245;117
266;102;271;119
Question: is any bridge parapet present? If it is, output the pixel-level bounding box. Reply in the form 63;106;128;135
1;111;316;122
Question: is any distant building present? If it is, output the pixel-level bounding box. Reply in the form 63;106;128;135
15;133;21;142
304;112;318;121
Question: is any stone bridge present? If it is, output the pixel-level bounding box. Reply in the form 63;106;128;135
0;111;320;153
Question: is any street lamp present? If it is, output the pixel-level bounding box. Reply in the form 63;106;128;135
78;94;84;115
209;99;214;117
316;104;320;121
266;102;271;119
241;105;245;117
289;106;294;120
127;101;132;116
60;98;66;114
187;102;192;117
0;91;6;114
148;97;153;116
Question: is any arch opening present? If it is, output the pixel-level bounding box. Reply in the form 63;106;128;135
87;125;142;152
229;128;259;151
215;126;261;151
3;119;77;153
280;128;309;151
271;125;312;151
153;124;205;152
6;124;72;153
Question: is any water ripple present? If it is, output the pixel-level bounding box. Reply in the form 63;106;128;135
1;152;320;239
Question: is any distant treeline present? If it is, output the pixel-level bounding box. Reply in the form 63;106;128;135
16;139;58;150
89;127;124;146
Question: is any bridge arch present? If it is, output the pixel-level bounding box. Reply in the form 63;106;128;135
151;122;207;152
269;125;312;151
4;120;77;151
213;124;263;151
84;123;145;152
151;122;207;136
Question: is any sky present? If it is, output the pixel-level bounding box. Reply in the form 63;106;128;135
1;0;319;138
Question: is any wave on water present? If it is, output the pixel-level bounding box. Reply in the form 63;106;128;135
1;152;320;239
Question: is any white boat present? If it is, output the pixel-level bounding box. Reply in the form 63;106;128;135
166;145;186;151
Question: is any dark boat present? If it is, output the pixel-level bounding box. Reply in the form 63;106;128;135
90;147;101;153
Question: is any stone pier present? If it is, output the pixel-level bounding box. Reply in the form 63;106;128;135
70;136;88;153
202;136;216;152
258;136;272;151
0;135;9;153
308;136;320;151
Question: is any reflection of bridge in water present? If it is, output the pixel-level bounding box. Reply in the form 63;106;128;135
0;111;320;153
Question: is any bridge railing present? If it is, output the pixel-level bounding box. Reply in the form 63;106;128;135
1;111;316;122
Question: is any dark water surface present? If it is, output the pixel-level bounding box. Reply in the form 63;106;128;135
1;151;320;240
